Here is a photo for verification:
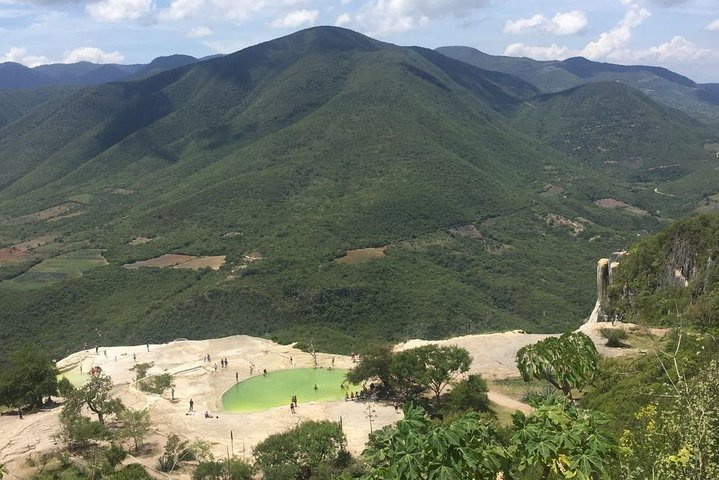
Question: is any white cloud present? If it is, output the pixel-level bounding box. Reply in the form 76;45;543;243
580;2;649;60
160;0;202;21
270;9;318;28
504;42;572;60
640;36;717;62
335;12;350;26
62;46;124;63
86;0;154;22
503;1;651;62
356;0;489;36
0;46;48;66
504;10;587;36
187;25;212;37
706;18;719;31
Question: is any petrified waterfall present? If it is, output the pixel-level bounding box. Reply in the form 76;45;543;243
589;252;625;323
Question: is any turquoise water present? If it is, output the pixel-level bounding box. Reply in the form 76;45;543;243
222;368;351;413
58;367;89;387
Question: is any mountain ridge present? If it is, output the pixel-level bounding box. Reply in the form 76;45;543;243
0;26;713;361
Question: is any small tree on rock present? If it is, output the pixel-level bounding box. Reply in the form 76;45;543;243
516;332;598;401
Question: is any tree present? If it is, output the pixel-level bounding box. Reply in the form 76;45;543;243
129;362;154;381
346;344;393;388
511;398;617;480
392;345;471;407
117;408;151;451
57;403;110;448
348;344;472;408
253;420;347;480
0;347;58;410
516;332;598;401
441;374;490;416
64;374;125;425
362;404;509;479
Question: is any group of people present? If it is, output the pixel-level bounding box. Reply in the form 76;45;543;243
344;383;378;402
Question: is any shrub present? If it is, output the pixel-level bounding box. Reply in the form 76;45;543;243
600;328;628;348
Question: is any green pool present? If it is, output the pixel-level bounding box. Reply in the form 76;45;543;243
222;368;351;413
58;367;89;387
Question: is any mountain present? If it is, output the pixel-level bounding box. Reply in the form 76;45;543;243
436;46;719;123
0;86;78;128
509;82;713;176
125;54;199;80
0;55;199;89
0;62;51;89
1;26;713;361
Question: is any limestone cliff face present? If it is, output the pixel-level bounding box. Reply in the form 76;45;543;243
595;251;625;321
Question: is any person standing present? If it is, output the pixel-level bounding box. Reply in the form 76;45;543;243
235;372;239;382
189;399;194;412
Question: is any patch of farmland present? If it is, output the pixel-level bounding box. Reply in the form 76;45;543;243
0;202;84;226
335;247;386;265
8;249;107;287
0;236;54;265
173;256;226;271
594;198;649;216
123;254;226;271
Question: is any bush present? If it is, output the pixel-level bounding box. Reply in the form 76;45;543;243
110;463;153;480
193;459;255;480
138;373;174;394
599;328;628;348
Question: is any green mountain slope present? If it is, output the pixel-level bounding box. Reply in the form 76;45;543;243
437;46;719;123
0;86;77;128
607;213;719;328
510;82;713;175
0;27;685;360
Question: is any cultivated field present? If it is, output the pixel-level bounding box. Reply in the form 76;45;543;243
124;254;226;270
8;249;108;287
335;247;386;264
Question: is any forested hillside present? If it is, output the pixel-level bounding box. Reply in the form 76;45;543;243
0;27;716;360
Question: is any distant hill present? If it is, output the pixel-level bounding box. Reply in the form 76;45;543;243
0;27;716;361
124;55;200;80
509;81;713;177
436;46;719;123
0;55;201;89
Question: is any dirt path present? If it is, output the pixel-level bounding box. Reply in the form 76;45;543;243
487;391;532;415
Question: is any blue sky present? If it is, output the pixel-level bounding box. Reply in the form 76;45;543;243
1;0;718;82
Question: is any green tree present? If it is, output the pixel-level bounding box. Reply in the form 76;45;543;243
117;408;151;451
0;347;58;410
253;420;347;480
64;374;125;425
441;374;490;416
129;362;153;381
391;345;471;407
511;398;617;480
57;404;110;448
346;345;394;388
362;404;509;479
516;332;598;400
